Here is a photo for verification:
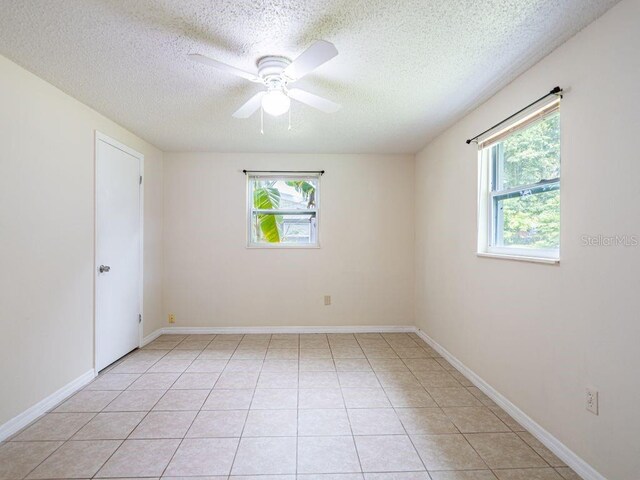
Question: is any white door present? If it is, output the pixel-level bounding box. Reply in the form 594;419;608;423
96;134;142;371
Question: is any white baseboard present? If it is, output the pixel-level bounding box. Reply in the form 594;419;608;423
0;369;96;442
415;329;605;480
145;325;415;338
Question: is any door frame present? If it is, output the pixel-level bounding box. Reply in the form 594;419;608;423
93;131;145;372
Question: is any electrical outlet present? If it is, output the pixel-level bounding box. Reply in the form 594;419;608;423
586;388;598;415
324;295;331;306
168;313;176;324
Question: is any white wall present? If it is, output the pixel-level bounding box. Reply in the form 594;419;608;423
414;1;640;478
163;153;414;329
0;55;164;427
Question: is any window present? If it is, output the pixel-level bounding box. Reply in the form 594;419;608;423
478;100;560;260
247;174;320;247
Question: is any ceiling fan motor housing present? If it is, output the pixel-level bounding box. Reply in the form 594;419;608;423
257;56;291;89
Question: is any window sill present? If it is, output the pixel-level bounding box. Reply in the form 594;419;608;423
476;252;559;265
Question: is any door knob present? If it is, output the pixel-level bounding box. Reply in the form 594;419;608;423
98;265;111;273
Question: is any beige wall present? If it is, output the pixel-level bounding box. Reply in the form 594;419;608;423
414;1;640;478
0;55;164;427
163;152;415;328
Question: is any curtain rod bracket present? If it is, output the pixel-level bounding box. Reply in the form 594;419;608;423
465;86;563;145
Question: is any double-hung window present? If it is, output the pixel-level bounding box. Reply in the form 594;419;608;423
478;100;561;261
247;174;320;247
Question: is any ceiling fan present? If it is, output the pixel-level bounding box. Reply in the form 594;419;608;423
189;40;341;119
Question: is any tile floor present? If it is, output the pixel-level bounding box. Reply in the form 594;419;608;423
0;333;582;480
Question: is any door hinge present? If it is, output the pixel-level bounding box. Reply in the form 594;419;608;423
138;314;142;323
139;175;142;185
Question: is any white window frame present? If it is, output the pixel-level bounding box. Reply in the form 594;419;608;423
247;173;321;249
477;99;561;263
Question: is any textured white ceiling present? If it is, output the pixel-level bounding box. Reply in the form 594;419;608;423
0;0;618;153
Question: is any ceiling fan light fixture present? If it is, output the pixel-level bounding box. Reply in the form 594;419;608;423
261;89;290;116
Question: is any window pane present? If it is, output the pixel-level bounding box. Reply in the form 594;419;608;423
251;212;317;244
252;178;318;210
494;111;560;190
495;189;560;249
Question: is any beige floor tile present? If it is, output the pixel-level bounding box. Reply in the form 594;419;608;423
443;407;510;433
103;390;164;412
298;436;361;474
72;412;145;440
196;350;234;360
330;347;366;359
428;388;482;407
85;373;140;390
396;408;458;434
411;434;486;470
354;435;424;472
298;409;351;436
171;372;219;389
466;387;498;408
96;439;180;477
266;349;299;359
128;373;180;390
215;371;259;389
342;388;391;408
393;348;430;359
299;389;345;409
404;359;446;372
202;389;254;410
232;437;297;474
225;360;263;372
13;413;95;441
251;389;298;409
516;431;566;467
435;358;457;371
257;371;299;388
363;348;398;359
338;371;381;388
367;358;408;371
186;410;247;438
414;371;461;389
299;359;336;372
147;359;193;373
130;410;197;438
165;438;239;476
0;441;62;480
429;471;497;480
449;371;474;387
465;433;547;469
494;468;562;479
301;475;363;480
554;467;581;479
334;359;372;372
54;390;120;413
300;371;340;389
186;359;229;373
348;408;405;435
488;407;525;432
28;440;121;479
175;340;211;351
261;359;299;373
375;371;422;389
384;388;437;408
153;389;209;410
231;475;294;480
243;409;297;436
110;359;155;374
300;349;333;360
231;350;267;360
365;473;429;480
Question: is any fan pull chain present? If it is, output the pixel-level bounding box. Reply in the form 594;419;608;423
288;107;292;131
260;106;264;135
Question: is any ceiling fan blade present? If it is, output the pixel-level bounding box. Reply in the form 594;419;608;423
283;40;338;81
288;88;341;113
188;54;262;83
232;91;266;118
